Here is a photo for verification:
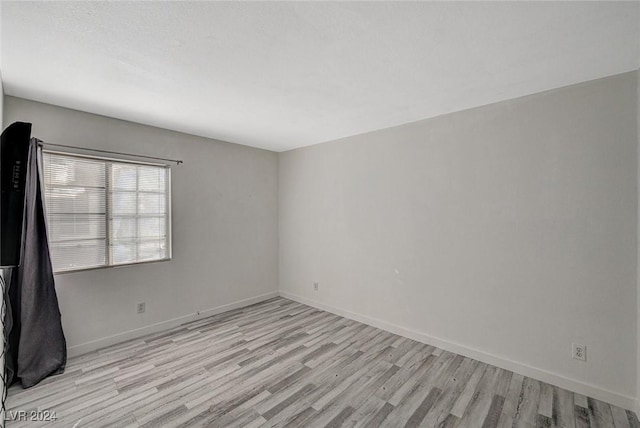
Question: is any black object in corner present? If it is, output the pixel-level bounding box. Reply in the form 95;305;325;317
1;122;32;267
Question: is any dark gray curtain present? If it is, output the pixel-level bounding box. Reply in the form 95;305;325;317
5;138;66;388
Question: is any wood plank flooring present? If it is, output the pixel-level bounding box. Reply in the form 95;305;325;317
6;297;639;427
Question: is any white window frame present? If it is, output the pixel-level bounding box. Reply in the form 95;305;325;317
43;150;172;273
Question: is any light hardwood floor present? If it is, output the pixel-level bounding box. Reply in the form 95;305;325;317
6;297;639;427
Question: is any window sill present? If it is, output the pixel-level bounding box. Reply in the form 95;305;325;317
53;257;172;275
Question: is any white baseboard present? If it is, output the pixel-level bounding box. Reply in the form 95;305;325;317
279;290;637;412
67;291;279;357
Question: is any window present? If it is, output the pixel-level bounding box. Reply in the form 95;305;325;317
43;152;171;273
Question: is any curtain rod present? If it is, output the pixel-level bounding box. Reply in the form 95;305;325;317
40;142;183;165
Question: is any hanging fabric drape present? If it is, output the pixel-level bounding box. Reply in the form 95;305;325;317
5;138;66;388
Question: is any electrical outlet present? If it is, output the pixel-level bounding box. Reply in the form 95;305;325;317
137;302;146;314
572;343;586;361
313;282;319;292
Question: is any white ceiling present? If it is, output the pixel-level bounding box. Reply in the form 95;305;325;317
1;2;639;152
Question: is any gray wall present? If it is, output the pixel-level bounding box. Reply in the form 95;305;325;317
4;96;279;355
0;88;3;128
279;72;638;404
637;69;640;413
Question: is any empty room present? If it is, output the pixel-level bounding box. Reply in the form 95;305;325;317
0;1;639;427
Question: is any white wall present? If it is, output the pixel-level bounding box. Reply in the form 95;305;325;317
279;72;638;409
4;96;279;356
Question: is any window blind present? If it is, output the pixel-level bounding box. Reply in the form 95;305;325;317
43;152;171;272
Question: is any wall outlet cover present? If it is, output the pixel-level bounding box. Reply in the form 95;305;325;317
572;343;586;361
